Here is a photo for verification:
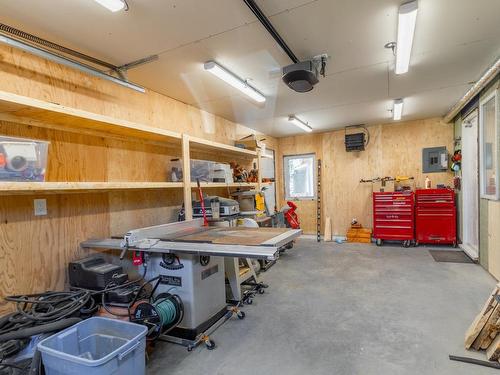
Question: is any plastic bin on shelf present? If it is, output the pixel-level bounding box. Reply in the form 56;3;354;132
0;136;49;181
167;158;233;183
37;317;147;375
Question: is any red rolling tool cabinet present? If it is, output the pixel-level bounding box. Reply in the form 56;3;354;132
415;189;457;246
373;192;415;247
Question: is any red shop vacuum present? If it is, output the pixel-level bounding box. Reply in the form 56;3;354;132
282;201;300;229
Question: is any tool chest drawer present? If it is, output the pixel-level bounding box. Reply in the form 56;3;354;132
373;192;415;246
416;189;454;206
415;189;456;246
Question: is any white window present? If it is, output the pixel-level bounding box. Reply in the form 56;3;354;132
284;154;316;200
479;89;499;200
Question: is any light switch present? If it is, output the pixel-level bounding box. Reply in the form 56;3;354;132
34;199;47;216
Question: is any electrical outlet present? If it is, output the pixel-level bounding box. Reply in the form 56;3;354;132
34;199;47;216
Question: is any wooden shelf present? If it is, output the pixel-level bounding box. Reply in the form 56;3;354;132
0;181;183;195
189;136;257;159
0;91;182;144
190;182;258;189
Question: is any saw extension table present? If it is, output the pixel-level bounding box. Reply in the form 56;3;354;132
81;219;301;350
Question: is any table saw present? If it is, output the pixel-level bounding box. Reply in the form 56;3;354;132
81;219;301;350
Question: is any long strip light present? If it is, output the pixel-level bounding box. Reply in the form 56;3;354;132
288;115;312;133
393;99;404;121
93;0;127;12
204;61;266;103
395;0;418;74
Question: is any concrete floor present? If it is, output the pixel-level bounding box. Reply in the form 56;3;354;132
148;239;497;375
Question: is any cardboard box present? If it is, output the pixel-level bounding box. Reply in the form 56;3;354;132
235;134;266;151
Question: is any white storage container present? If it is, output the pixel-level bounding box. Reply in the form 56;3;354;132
167;158;233;183
0;136;49;181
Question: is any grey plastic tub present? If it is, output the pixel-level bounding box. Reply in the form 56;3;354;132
37;317;147;375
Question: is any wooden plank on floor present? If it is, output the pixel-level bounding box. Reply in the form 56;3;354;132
474;303;500;350
465;286;499;349
486;335;500;361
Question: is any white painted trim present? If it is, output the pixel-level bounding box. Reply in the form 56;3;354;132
283;153;317;201
460;243;479;261
479;89;499;200
461;110;480;256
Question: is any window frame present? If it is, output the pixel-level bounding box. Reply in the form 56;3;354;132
283;153;316;201
479;88;499;200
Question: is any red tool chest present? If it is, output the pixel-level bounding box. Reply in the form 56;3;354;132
373;192;415;247
415;189;457;246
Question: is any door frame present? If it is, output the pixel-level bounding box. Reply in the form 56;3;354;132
461;109;479;260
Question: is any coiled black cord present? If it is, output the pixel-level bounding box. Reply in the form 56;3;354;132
1;291;94;335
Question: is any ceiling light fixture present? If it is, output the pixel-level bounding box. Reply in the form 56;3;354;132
395;0;418;74
204;61;266;103
288;115;312;133
93;0;128;12
393;99;404;121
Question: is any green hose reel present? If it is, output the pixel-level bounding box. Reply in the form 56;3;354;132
132;293;183;340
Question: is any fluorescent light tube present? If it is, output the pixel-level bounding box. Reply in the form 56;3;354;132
204;61;266;103
93;0;126;12
393;98;404;120
395;0;418;74
288;115;312;133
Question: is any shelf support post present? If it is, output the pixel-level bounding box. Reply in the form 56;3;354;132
182;134;193;220
257;149;262;191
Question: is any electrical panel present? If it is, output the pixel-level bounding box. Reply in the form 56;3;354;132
422;146;448;173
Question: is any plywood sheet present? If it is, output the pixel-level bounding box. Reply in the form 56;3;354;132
488;201;500;279
277;118;453;235
172;227;291;246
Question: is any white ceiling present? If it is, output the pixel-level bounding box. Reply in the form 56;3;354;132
1;0;499;137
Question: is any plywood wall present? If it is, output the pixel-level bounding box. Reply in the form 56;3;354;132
276;133;323;234
277;117;454;235
0;45;276;314
487;201;500;279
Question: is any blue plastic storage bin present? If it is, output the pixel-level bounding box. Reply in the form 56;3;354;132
37;317;147;375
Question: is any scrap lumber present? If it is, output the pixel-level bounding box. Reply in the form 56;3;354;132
486;335;500;361
473;303;500;350
324;217;332;242
346;227;372;243
465;286;499;349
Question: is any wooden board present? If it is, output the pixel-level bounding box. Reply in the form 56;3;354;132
172;227;291;246
0;181;183;195
0;91;182;144
347;228;372;239
465;286;499;349
486;334;500;361
346;237;372;244
473;303;500;350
